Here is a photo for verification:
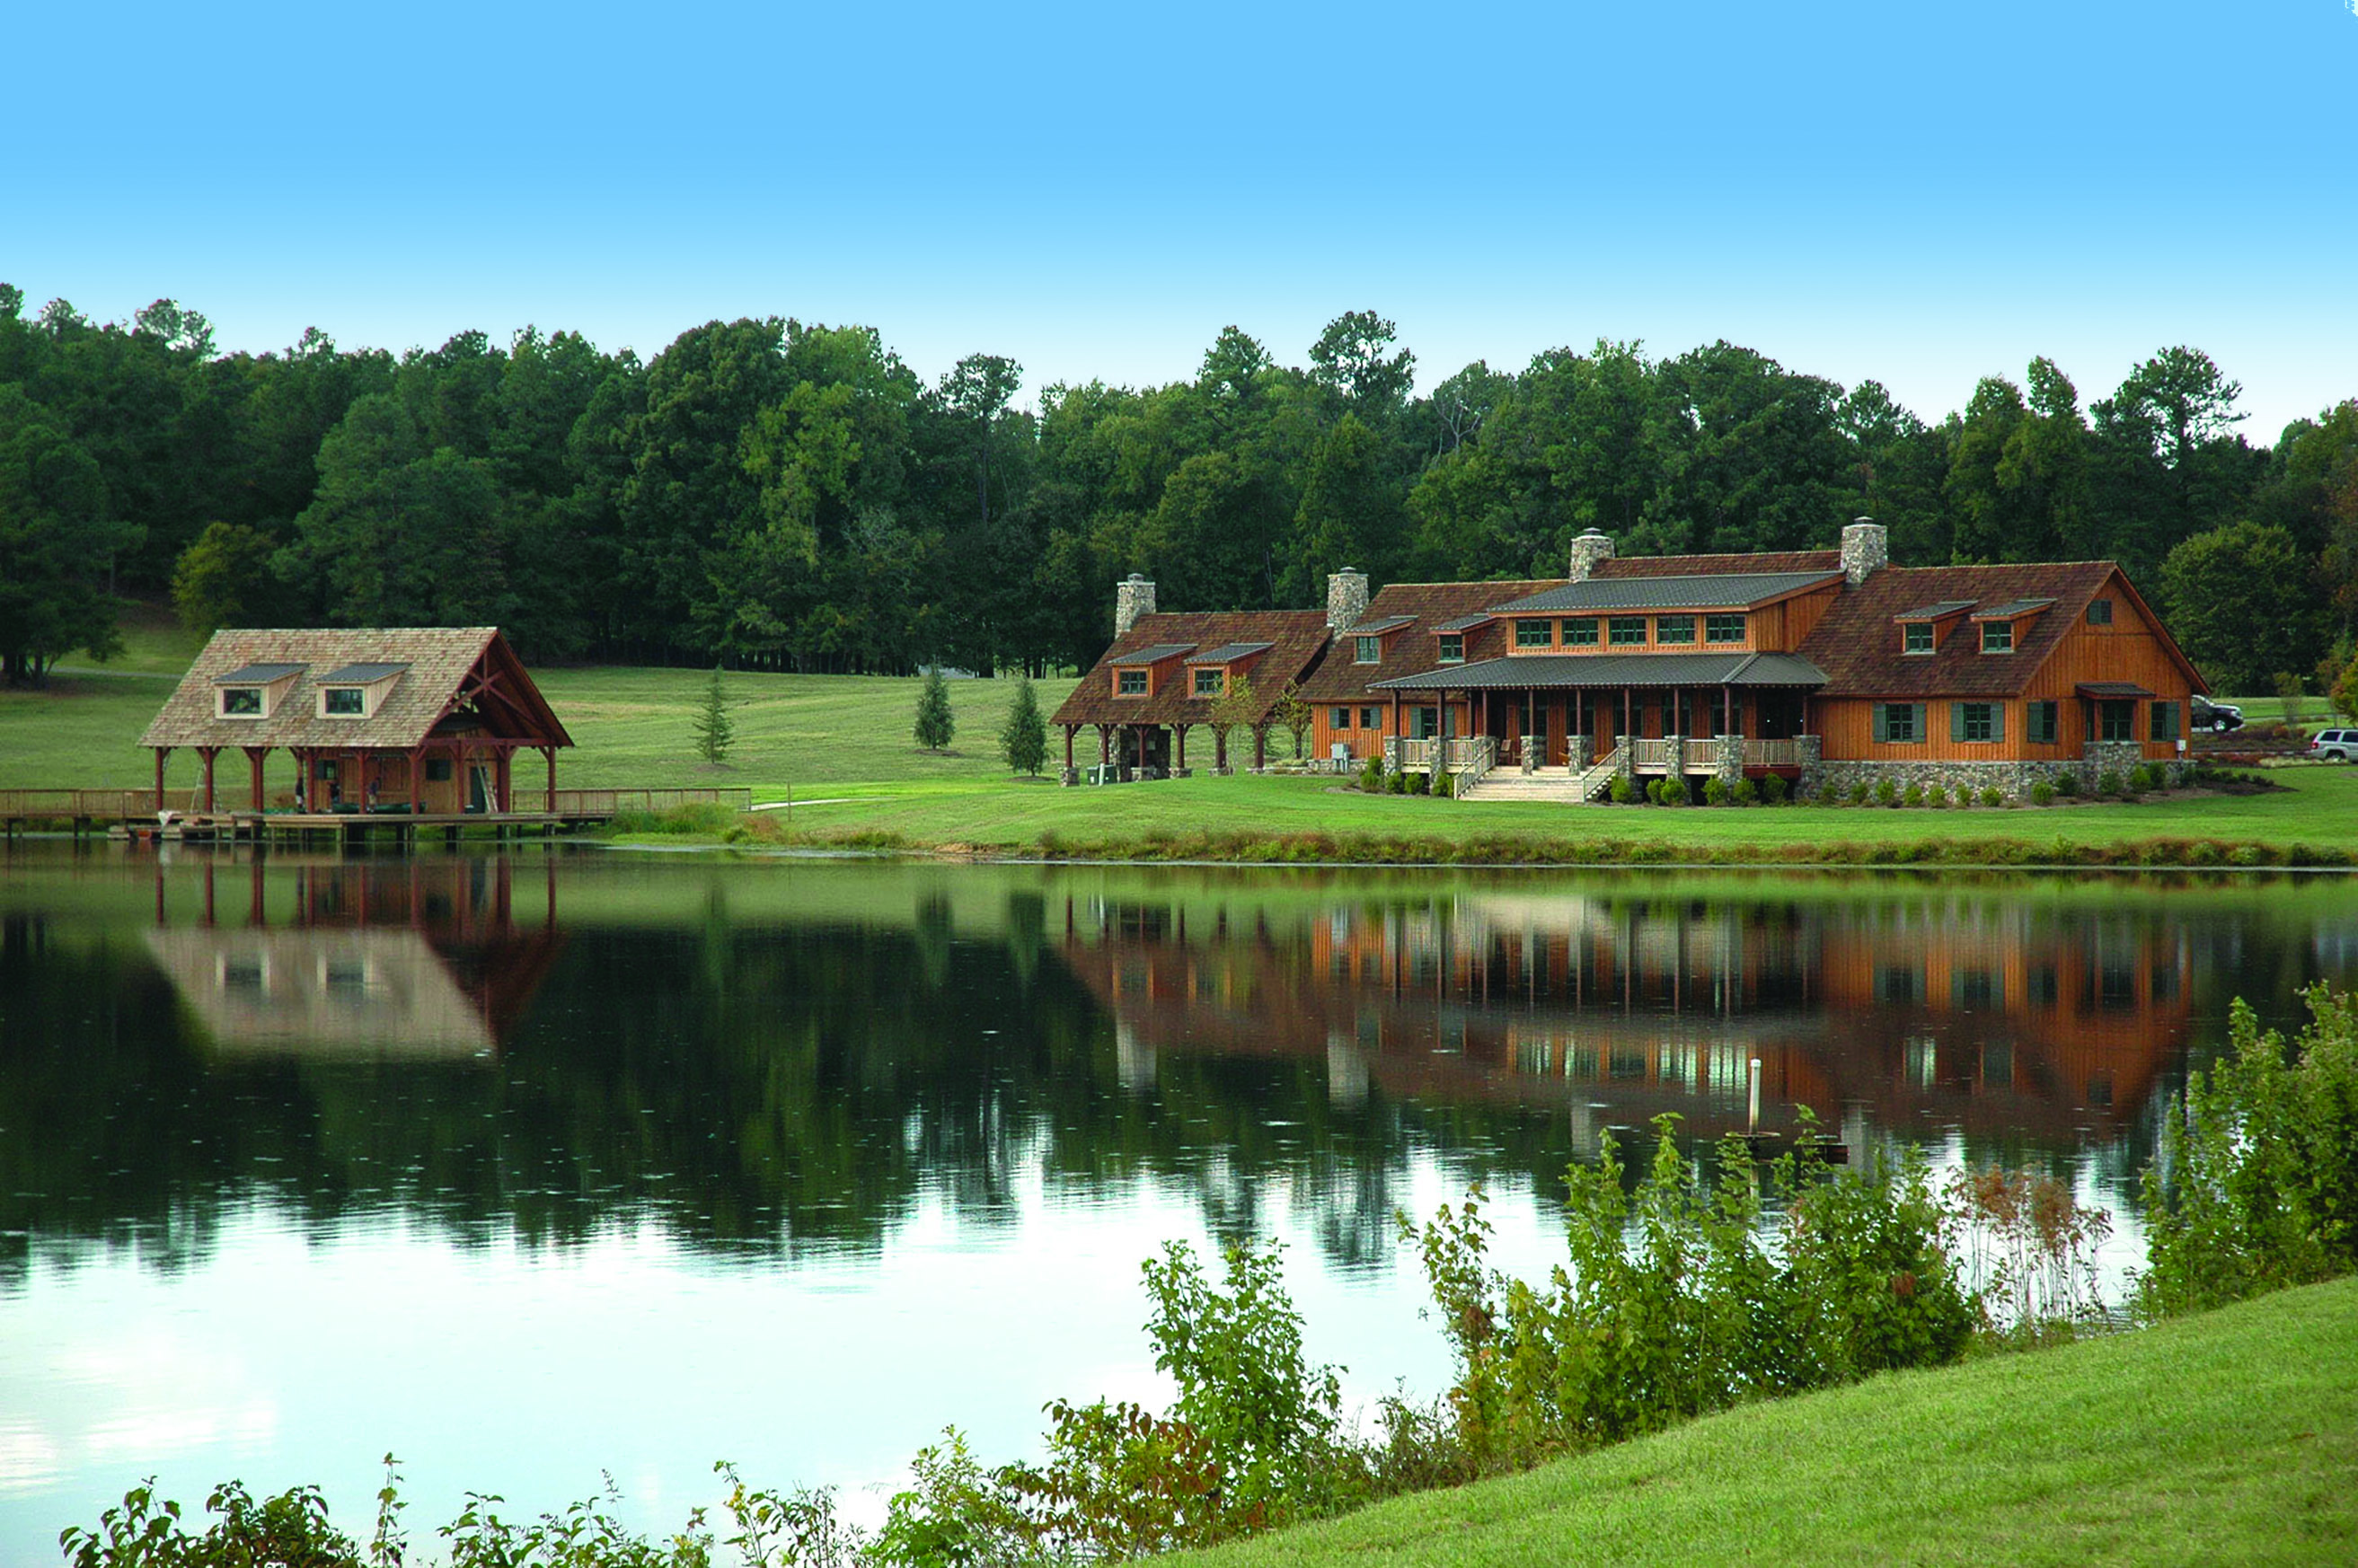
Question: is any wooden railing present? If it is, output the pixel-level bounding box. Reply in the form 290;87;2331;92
1629;738;1673;772
548;788;754;815
1393;737;1435;771
1444;736;1497;790
0;788;169;819
1744;738;1806;768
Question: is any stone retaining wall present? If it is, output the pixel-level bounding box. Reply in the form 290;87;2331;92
1800;747;2190;802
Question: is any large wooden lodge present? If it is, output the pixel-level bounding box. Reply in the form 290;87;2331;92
1053;520;2207;802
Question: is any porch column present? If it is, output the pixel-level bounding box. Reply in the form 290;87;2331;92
496;749;513;813
1100;726;1112;766
245;746;268;811
1063;726;1076;770
153;747;169;812
409;746;424;815
1723;684;1734;737
1215;727;1228;771
1252;726;1267;771
544;745;556;813
198;747;218;812
1174;723;1189;772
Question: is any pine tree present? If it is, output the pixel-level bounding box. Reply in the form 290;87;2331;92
914;665;956;751
691;665;735;764
999;673;1047;775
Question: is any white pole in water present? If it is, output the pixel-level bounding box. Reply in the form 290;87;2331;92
1748;1057;1762;1132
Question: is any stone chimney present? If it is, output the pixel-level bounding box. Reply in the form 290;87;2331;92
1326;567;1370;632
1841;517;1888;586
1114;574;1158;637
1568;529;1615;582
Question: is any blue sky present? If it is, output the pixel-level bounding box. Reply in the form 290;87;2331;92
7;1;2354;438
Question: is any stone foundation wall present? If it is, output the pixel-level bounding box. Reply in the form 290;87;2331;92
1800;749;2190;802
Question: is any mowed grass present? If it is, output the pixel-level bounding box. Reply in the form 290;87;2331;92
1175;1276;2358;1568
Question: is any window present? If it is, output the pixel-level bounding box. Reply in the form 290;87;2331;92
1608;616;1647;646
1193;667;1223;697
1953;701;2001;743
1437;633;1464;663
426;758;454;782
1705;613;1746;644
220;687;263;716
1875;702;1925;743
1903;622;1935;655
1654;615;1697;645
1515;619;1552;649
1330;707;1351;730
1117;669;1148;695
2150;700;2179;742
2027;700;2060;744
1359;706;1379;731
2087;598;2114;625
2099;700;2136;742
1981;620;2014;654
322;687;365;716
1562;618;1600;647
1355;635;1380;664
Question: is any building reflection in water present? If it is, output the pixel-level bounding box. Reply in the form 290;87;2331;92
1055;888;2189;1160
138;856;565;1060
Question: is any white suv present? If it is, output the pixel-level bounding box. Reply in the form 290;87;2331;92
2309;729;2358;762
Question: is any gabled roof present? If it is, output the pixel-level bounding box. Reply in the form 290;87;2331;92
1892;600;1977;621
1371;652;1829;691
1490;570;1842;615
1109;643;1197;665
1053;611;1333;727
1298;580;1559;704
1186;641;1274;665
1798;563;2202;698
143;628;572;751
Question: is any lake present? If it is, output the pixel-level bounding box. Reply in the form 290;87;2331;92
4;846;2354;1557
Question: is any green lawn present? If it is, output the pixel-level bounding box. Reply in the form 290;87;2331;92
1176;1276;2358;1568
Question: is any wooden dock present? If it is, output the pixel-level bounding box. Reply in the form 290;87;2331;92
0;788;753;848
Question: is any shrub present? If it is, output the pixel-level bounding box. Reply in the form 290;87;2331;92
1359;758;1384;793
1409;771;1431;796
1874;779;1899;807
1980;786;2005;807
2030;780;2055;805
1759;774;1788;804
1432;769;1453;798
1702;777;1729;806
1901;782;1923;807
1847;780;1870;806
1661;774;1691;806
2054;771;2080;797
2139;988;2358;1319
1732;778;1759;806
1385;770;1408;795
1645;778;1665;805
1924;784;1947;809
1609;775;1636;805
2096;771;2124;797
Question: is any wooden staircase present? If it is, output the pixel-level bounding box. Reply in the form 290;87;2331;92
1456;749;1624;804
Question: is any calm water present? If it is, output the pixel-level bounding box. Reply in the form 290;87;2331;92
4;847;2355;1556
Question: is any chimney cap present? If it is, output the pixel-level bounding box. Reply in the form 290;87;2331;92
1576;527;1609;538
1126;572;1148;582
1335;564;1359;575
1851;516;1876;527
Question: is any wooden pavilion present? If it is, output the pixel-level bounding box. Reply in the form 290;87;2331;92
139;627;573;815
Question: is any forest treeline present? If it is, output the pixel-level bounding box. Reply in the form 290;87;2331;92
3;282;2354;692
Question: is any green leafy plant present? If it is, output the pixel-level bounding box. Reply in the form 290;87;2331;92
914;666;956;752
1847;780;1870;806
998;674;1047;776
1702;777;1728;806
1759;773;1788;805
1359;757;1384;793
692;665;736;765
1901;782;1923;807
2031;780;2056;805
1874;779;1898;807
1609;775;1636;804
1980;786;2004;807
1732;778;1759;806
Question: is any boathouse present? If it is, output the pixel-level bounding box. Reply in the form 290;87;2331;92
139;627;573;815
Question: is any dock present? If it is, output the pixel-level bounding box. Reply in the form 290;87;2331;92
0;788;752;849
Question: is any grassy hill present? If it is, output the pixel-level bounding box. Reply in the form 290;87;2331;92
1178;1276;2358;1568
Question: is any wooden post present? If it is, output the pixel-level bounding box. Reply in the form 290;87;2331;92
1063;726;1076;771
1252;726;1266;771
496;749;512;813
409;746;424;815
1174;723;1188;771
246;747;268;811
1724;684;1734;738
199;747;218;813
154;747;169;812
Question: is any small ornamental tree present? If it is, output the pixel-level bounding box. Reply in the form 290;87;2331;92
1273;681;1313;760
999;674;1047;775
1208;673;1257;771
691;665;735;764
914;665;956;751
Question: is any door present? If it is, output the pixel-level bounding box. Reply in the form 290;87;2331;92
469;762;493;813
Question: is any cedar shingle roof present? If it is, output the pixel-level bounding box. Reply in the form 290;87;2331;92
142;628;573;750
1590;550;1842;578
1797;563;2191;698
1297;580;1558;704
1052;611;1332;727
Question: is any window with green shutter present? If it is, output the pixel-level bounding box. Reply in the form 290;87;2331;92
1875;702;1924;743
1705;613;1746;643
1359;706;1379;730
1981;621;2014;654
2151;700;2178;742
1562;618;1599;647
2027;700;2059;744
1953;701;2000;743
1654;615;1697;645
1903;622;1934;655
1330;707;1351;730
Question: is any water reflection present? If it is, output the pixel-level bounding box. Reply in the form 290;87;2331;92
1059;888;2192;1162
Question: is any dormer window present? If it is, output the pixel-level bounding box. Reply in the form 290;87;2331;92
1355;636;1380;664
1705;613;1746;644
221;687;264;717
1904;623;1935;655
1436;634;1464;664
1654;615;1697;645
211;661;305;718
322;687;366;716
1981;621;2014;654
1193;667;1224;697
1117;670;1148;696
1515;619;1551;649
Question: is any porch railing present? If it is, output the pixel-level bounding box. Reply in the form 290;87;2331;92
549;788;754;816
1444;736;1497;791
1394;737;1435;771
0;788;162;819
1629;738;1673;772
1744;738;1806;768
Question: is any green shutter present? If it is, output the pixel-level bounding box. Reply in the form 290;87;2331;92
1992;703;2006;742
1911;703;1927;742
1950;702;1965;742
